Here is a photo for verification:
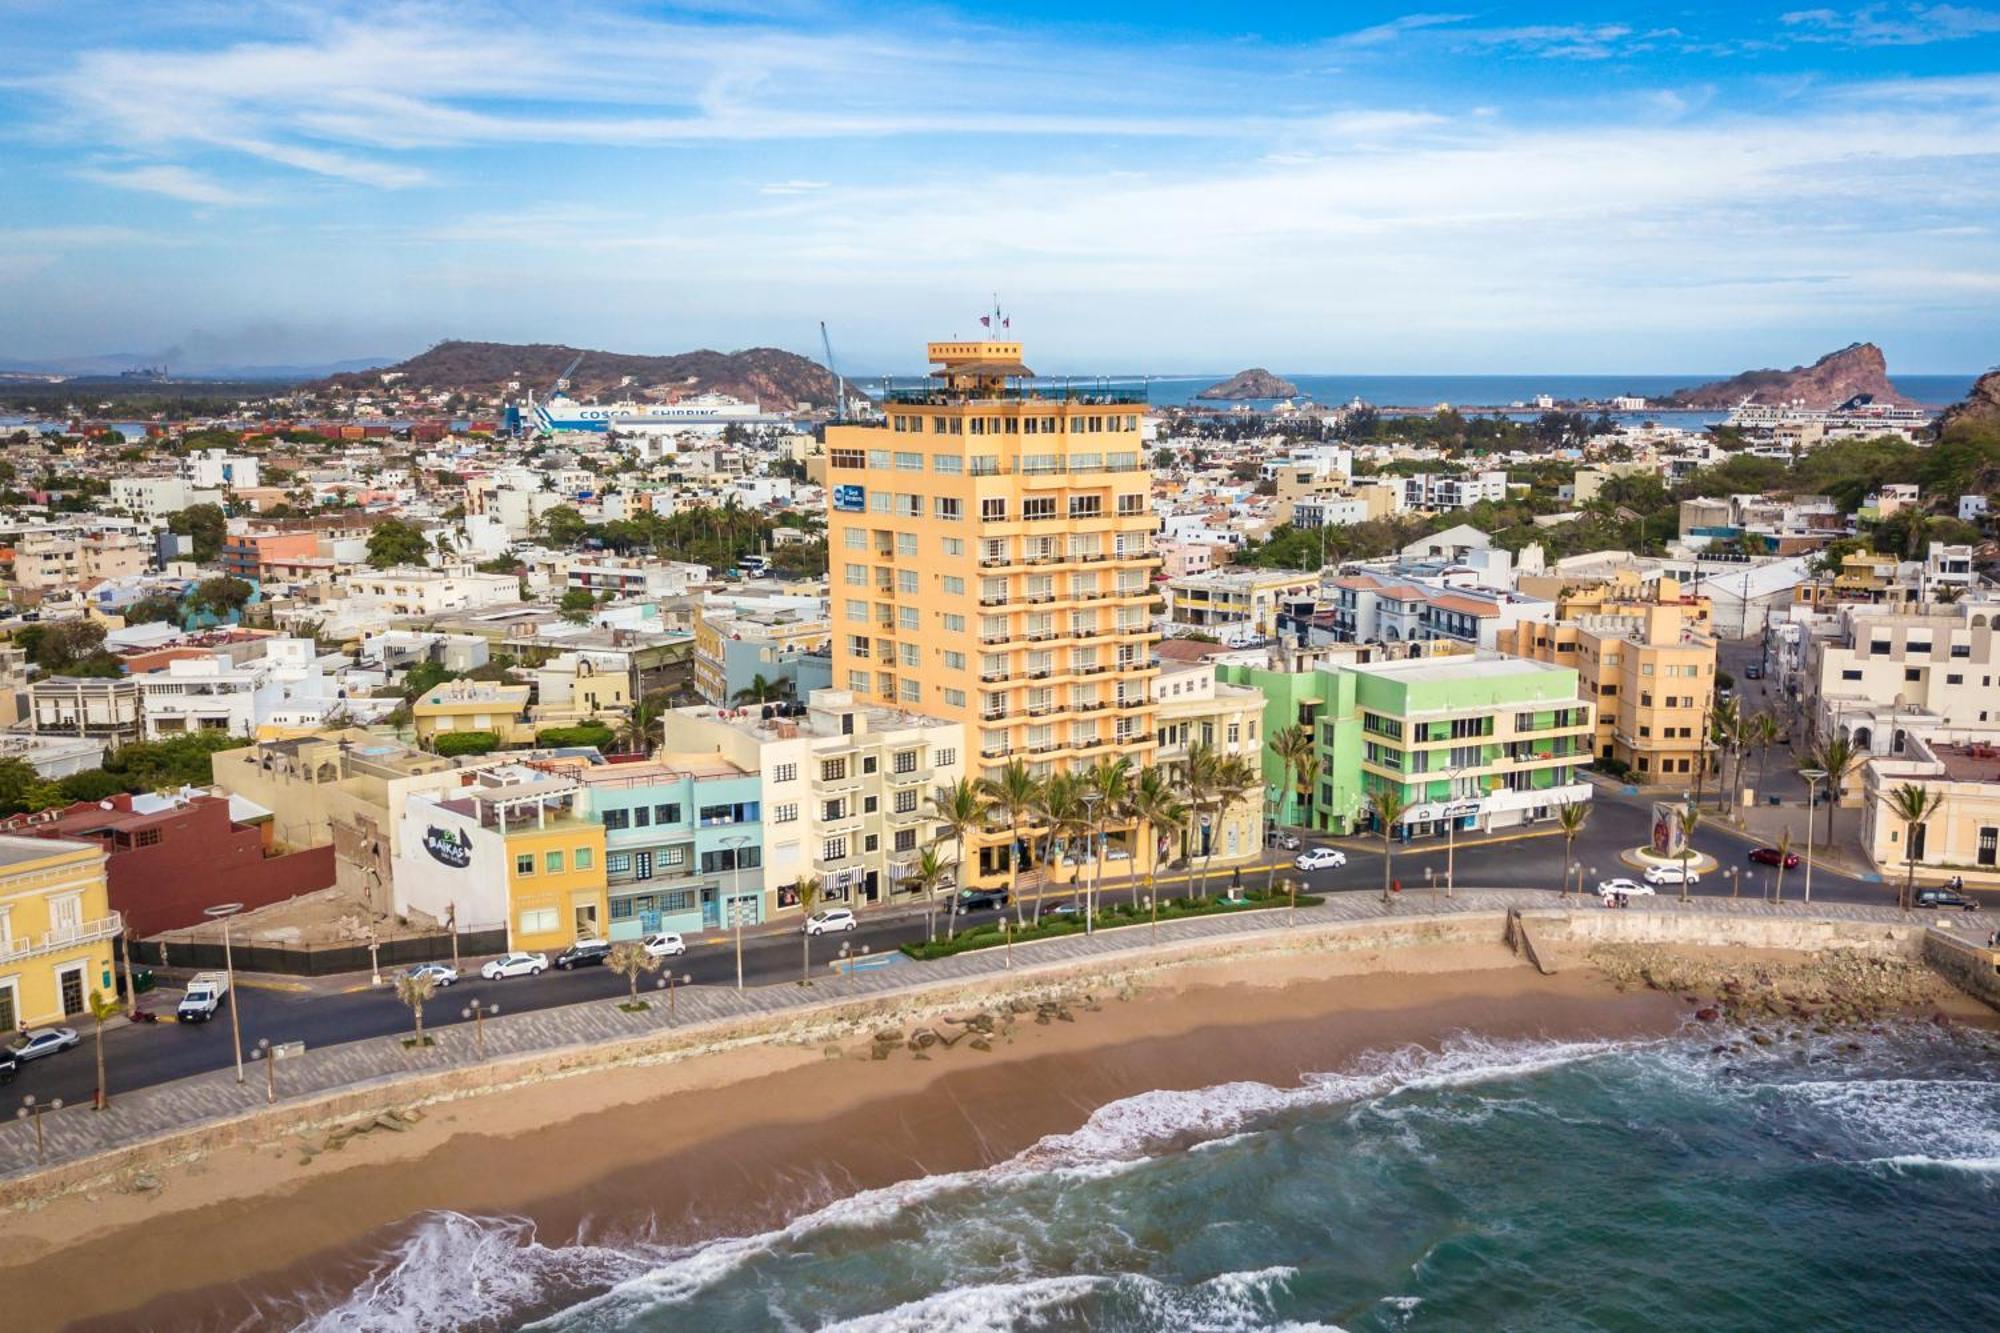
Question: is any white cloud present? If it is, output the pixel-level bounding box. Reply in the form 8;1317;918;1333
759;179;829;195
1781;5;2000;46
76;163;249;204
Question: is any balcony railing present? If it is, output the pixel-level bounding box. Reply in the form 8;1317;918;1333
877;383;1148;406
0;911;123;965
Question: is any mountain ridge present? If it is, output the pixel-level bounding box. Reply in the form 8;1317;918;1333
1663;342;1912;409
317;340;842;408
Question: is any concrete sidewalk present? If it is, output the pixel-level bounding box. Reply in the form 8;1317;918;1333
5;886;1987;1185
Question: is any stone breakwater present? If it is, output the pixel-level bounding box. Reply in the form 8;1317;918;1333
1586;943;1963;1028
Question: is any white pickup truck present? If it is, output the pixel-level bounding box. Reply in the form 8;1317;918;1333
176;971;231;1022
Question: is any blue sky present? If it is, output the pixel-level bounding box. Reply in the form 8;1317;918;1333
3;1;1998;375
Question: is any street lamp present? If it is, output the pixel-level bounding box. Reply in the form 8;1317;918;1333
722;834;751;992
251;1038;276;1104
1081;790;1103;936
460;998;498;1059
1799;767;1827;905
837;940;871;991
1425;865;1436;902
1726;866;1741;899
663;972;691;1023
203;902;246;1085
1444;766;1467;899
16;1095;62;1164
1146;893;1158;944
1000;917;1013;969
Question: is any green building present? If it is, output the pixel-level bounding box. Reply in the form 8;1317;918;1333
1221;652;1594;839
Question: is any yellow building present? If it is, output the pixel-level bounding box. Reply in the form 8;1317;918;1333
0;835;119;1031
412;680;535;747
1497;577;1717;783
825;340;1160;884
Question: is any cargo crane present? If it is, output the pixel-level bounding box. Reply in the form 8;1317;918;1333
819;322;848;423
511;352;586;437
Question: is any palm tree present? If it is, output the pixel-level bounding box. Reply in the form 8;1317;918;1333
394;970;438;1045
1083;756;1133;920
1129;769;1183;911
1208;754;1258;900
1709;697;1742;813
1293;752;1322;832
911;845;956;944
1267;724;1315;887
608;941;662;1004
928;778;988;941
733;674;788;705
1805;732;1856;849
1770;825;1794;904
1747;711;1780;802
794;874;821;984
1677;804;1702;904
1556;801;1591;899
1034;771;1088;925
978;760;1044;928
86;989;119;1111
1368;785;1410;905
1182;741;1222;901
1887;782;1944;910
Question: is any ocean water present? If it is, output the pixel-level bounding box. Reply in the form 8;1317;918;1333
1139;373;1979;410
292;1026;2000;1332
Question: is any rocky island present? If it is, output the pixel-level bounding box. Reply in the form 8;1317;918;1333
1664;342;1912;409
1196;367;1301;400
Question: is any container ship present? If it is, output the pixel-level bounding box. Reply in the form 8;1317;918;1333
530;391;767;434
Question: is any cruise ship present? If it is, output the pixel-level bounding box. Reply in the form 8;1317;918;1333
1723;394;1933;432
531;391;767;434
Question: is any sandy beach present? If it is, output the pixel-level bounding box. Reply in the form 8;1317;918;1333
6;937;1986;1331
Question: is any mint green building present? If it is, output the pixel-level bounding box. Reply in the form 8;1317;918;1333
1220;653;1594;839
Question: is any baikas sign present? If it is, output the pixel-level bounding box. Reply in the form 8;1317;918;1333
422;825;473;869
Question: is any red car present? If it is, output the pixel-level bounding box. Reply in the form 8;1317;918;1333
1748;847;1801;868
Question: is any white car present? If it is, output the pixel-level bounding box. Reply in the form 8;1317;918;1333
9;1027;79;1062
642;932;687;958
1644;864;1700;886
480;951;549;980
803;908;858;936
406;963;459;987
1294;847;1347;871
1597;878;1655;903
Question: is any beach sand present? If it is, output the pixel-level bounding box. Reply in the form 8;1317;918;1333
1;941;1709;1331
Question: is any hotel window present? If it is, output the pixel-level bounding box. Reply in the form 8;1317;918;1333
944;613;966;632
934;454;963;475
893;749;919;774
515;854;536;876
897;494;922;518
843;528;865;549
1069;496;1102;519
845;562;866;585
544;850;565;874
848;670;871;693
868;449;891;469
896;532;919;556
900;643;919;667
935;497;962;521
895;828;918;852
773;802;798;824
821;758;847;781
894;786;919;812
869;491;891;512
607;852;631;874
845;598;867;622
1117;494;1145;515
823;836;848;861
942;576;965;596
895;451;923;471
899;607;919;630
981;498;1008;520
1024;497;1057;522
1023;453;1060;475
942;537;964;556
944;649;966;669
900;680;921;703
1071;453;1102;472
944;688;966;706
518;908;558;935
897;569;918;594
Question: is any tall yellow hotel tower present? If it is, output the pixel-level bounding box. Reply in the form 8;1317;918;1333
825;341;1160;885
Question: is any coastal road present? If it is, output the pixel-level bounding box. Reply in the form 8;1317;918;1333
6;793;1901;1110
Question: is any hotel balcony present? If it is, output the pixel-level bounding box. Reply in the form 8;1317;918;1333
810;770;864;796
0;911;124;965
886;763;935;787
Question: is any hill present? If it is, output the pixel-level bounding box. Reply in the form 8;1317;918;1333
1196;368;1301;400
320;340;844;408
1663;343;1913;409
1936;367;2000;438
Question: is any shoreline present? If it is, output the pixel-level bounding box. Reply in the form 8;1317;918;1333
8;928;1991;1331
15;943;1674;1331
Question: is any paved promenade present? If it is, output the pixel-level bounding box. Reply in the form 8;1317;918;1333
0;887;1978;1182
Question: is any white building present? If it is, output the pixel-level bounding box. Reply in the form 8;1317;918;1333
109;476;223;522
180;449;261;491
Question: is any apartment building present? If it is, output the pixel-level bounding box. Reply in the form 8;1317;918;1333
1402;471;1508;511
338;565;521;618
1152;662;1267;865
1497;578;1717;782
1804;602;2000;754
411;680;535;747
570;755;765;935
1166;568;1318;642
1329;570;1552;652
0;834;119;1030
663;689;967;910
29;675;143;745
220;531;319;580
691;603;831;705
1860;735;2000;882
823;340;1159;885
1223;653;1594;838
